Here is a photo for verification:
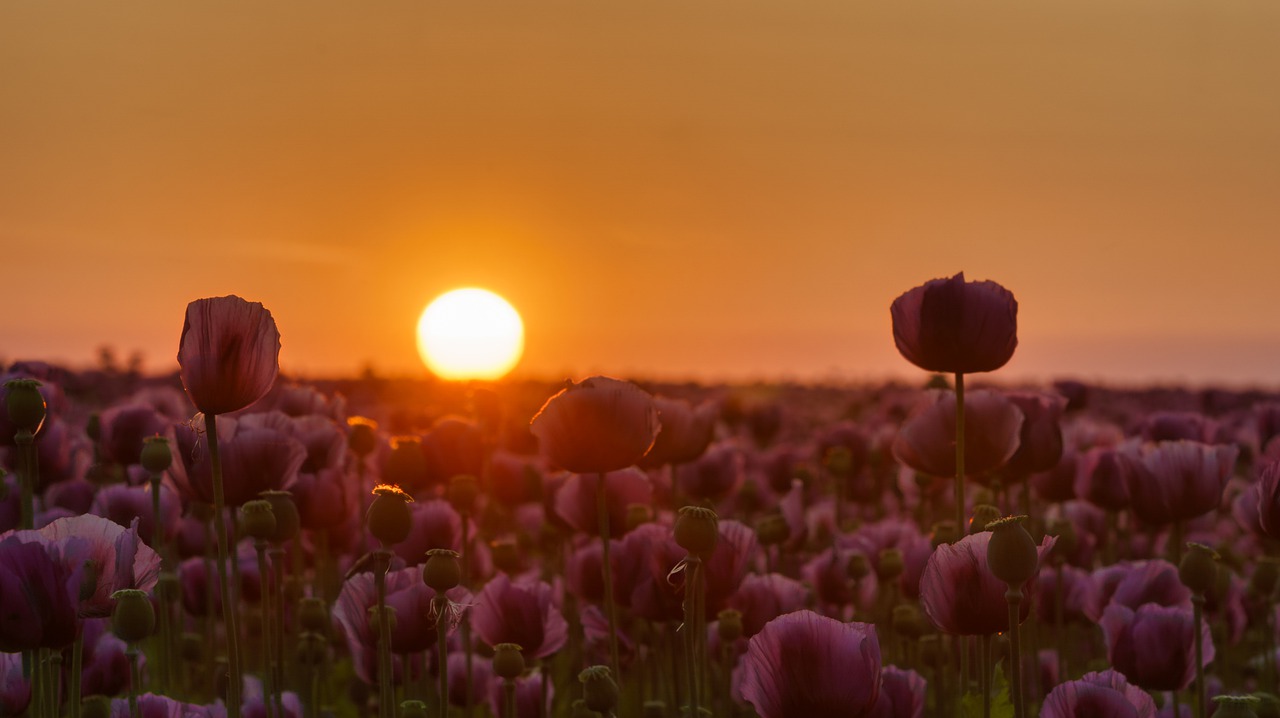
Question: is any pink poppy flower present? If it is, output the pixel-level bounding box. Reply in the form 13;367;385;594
1074;447;1134;512
553;468;652;539
177;295;281;416
448;651;493;707
1087;560;1190;622
170;418;306;508
1255;458;1280;539
890;272;1018;375
487;668;551;718
98;403;169;467
1003;392;1067;477
1041;669;1156;718
89;483;183;547
727;573;810;639
1124;441;1237;525
529;376;660;474
738;610;881;718
674;442;744;502
78;617;136;697
891;390;1024;479
1101;603;1213;692
638;397;719;468
0;535;80;651
0;650;29;717
422;416;485;486
919;530;1056;636
471;573;568;660
867;666;926;718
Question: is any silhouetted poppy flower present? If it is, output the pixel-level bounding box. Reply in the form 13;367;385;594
890;272;1018;375
738;610;881;718
867;666;926;718
919;530;1055;636
674;442;744;501
530;376;660;474
892;390;1024;479
1041;669;1156;718
0;535;80;651
99;404;169;467
471;573;568;660
1003;392;1067;477
639;397;719;468
1087;560;1190;621
1124;441;1237;525
1074;447;1134;512
177;295;281;416
422;416;485;485
1101;603;1212;692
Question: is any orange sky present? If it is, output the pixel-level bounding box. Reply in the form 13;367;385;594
3;1;1280;386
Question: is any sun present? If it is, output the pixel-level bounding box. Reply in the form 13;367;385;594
416;288;524;381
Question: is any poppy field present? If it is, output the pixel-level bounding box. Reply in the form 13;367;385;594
2;275;1280;718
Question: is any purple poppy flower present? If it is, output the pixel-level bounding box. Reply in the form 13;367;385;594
529;376;660;474
727;573;810;639
553;468;653;539
1124;441;1237;525
892;390;1024;480
920;531;1056;636
1003;392;1067;478
1041;669;1156;718
867;665;926;718
674;442;744;502
890;272;1018;375
99;403;168;467
639;397;719;468
739;610;881;718
471;574;567;660
0;650;30;716
89;483;183;547
177;295;281;416
422;416;485;486
487;667;550;718
1087;560;1191;622
448;651;493;707
170;418;306;507
0;535;80;650
1101;603;1212;692
79;617;137;697
1074;447;1134;512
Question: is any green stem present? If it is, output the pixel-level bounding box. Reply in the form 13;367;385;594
255;542;275;718
70;632;83;718
127;646;141;718
1171;522;1184;565
682;556;703;717
597;473;622;679
374;549;393;718
954;372;966;534
16;431;34;530
980;633;991;718
1192;595;1205;718
1006;586;1024;718
436;596;450;718
205;414;243;718
503;679;516;718
272;547;287;718
1172;688;1181;718
1054;564;1065;683
462;511;473;718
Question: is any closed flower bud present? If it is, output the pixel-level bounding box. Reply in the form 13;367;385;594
367;484;414;546
240;500;277;541
4;378;46;435
347;418;379;457
260;490;300;543
986;516;1039;586
399;700;429;718
298;597;328;632
579;665;619;713
755;514;790;547
626;503;653;531
970;504;1001;534
931;520;960;548
447;474;480;513
847;552;871;581
1179;543;1219;595
423;549;462;592
493;642;525;679
877;548;905;582
1213;696;1261;718
717;609;744;642
674;506;719;557
110;588;156;643
140;435;173;474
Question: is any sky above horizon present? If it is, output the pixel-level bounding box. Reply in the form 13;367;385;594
3;1;1280;387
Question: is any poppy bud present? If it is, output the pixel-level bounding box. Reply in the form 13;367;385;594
298;597;328;632
931;520;960;548
674;506;719;558
1179;542;1219;596
492;642;525;680
1213;696;1261;718
847;552;871;582
260;490;300;543
755;514;790;547
890;272;1019;375
626;503;653;531
347;418;378;457
717;609;744;642
447;474;480;514
970;504;1001;534
877;548;905;583
367;484;413;546
423;548;462;592
399;700;429;718
240;500;277;542
140;435;173;474
987;516;1039;586
4;378;46;436
579;665;619;714
110;589;156;643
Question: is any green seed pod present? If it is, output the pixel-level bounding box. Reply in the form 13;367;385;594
367;485;413;546
579;665;620;714
1252;693;1280;718
447;474;480;514
755;514;790;547
4;379;46;435
260;490;300;543
423;548;462;592
1179;542;1219;596
643;701;668;718
348;418;379;457
1213;696;1261;718
969;504;1001;534
492;642;525;680
399;700;429;718
1046;518;1077;561
181;632;204;663
298;597;329;632
297;631;328;668
110;589;156;643
930;520;959;548
846;552;870;581
674;506;720;557
626;503;653;531
140;435;173;474
877;548;904;582
987;515;1039;586
919;634;941;668
570;700;601;718
892;604;927;640
240;500;277;542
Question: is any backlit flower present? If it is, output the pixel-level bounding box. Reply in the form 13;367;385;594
530;376;660;474
177;295;281;416
890;272;1018;374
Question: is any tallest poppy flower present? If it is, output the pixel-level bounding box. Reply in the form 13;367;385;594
890;272;1018;374
178;295;281;416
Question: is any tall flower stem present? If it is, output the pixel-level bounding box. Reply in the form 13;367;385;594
254;541;276;718
502;678;516;718
597;473;622;679
954;372;967;533
682;556;704;718
127;646;141;718
1192;594;1206;718
70;632;84;718
1005;586;1025;718
435;595;450;718
205;414;243;718
150;474;176;692
271;546;288;718
461;511;474;718
373;549;394;718
979;633;991;718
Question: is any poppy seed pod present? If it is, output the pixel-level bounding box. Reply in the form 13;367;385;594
140;435;172;474
892;604;927;640
970;504;1001;534
297;631;328;669
4;379;46;436
643;701;667;718
399;700;429;718
674;506;720;557
423;549;462;592
367;484;414;546
877;548;905;583
579;665;620;714
890;272;1018;375
298;597;328;632
847;552;871;582
447;474;480;514
347;418;378;457
110;588;156;643
181;632;203;663
492;642;525;680
718;609;744;642
755;514;790;547
1213;696;1261;718
240;500;277;542
626;503;653;531
259;490;300;543
987;516;1039;586
931;520;960;548
570;700;598;718
1179;543;1219;596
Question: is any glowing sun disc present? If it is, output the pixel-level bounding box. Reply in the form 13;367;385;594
416;288;524;380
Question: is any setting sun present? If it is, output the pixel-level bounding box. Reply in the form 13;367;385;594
416;288;524;381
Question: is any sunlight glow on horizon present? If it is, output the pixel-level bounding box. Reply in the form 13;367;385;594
416;288;524;381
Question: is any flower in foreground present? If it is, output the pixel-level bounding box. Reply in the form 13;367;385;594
177;295;281;416
1041;669;1156;718
1101;603;1213;692
738;610;881;718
